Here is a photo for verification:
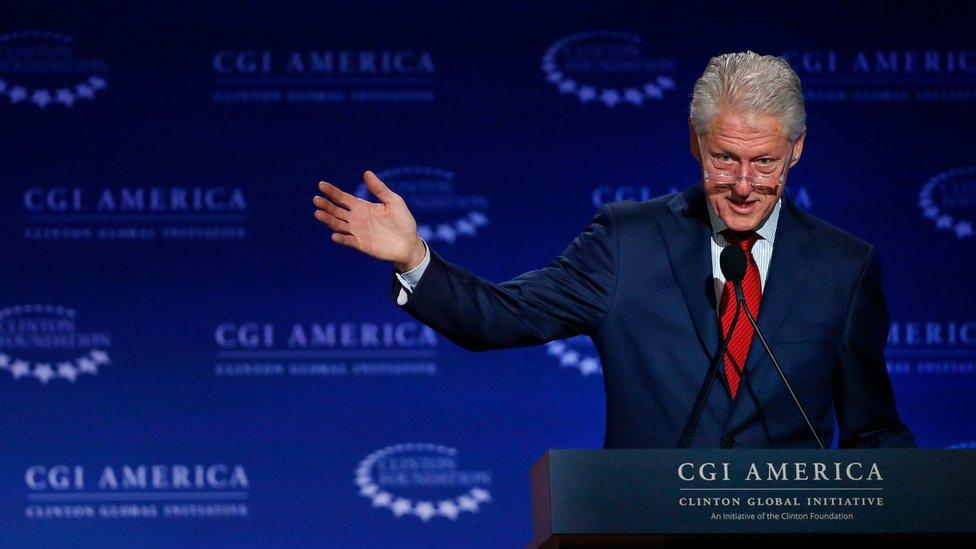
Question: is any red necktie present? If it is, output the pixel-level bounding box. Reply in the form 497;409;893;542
718;230;762;400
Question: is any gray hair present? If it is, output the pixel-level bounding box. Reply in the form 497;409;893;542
690;51;806;140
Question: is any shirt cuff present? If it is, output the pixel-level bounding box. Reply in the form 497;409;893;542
394;238;430;305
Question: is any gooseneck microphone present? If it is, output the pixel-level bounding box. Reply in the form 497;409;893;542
677;245;745;449
720;238;747;282
722;245;826;449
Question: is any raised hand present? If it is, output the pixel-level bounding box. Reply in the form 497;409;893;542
313;170;426;272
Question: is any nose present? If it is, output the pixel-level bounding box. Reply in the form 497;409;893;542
731;178;754;197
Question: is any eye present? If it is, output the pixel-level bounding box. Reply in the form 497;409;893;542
715;153;733;162
756;157;773;165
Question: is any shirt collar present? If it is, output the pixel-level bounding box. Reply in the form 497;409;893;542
706;194;782;245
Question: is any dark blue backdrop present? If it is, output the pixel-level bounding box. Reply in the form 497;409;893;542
3;1;975;547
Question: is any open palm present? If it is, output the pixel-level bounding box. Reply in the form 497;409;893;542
313;170;425;271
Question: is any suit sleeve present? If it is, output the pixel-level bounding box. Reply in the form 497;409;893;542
834;246;916;448
391;204;618;351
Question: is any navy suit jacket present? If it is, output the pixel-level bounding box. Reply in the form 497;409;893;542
394;183;915;449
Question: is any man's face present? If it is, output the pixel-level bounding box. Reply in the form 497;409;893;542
691;109;804;232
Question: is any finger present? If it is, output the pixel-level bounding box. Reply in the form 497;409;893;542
313;209;352;234
312;195;349;222
331;232;360;249
318;181;356;209
363;170;400;204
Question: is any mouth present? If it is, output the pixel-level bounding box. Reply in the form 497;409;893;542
727;197;759;215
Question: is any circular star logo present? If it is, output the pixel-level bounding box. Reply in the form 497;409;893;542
354;443;492;522
919;167;976;240
0;304;111;384
0;30;109;109
355;167;490;245
541;30;677;108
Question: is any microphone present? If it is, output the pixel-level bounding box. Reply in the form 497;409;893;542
721;245;825;449
677;246;746;448
721;239;747;284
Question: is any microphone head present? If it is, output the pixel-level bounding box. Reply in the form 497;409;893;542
720;244;747;283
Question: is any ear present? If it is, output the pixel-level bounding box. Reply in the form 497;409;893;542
688;118;701;162
789;130;806;167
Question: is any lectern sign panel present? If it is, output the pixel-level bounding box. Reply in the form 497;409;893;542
538;449;976;535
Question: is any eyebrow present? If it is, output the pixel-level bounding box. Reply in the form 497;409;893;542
711;150;779;160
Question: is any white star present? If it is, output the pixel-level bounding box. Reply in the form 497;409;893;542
77;357;98;374
455;219;476;236
657;75;675;89
545;71;563;83
31;89;52;108
624;88;644;106
437;500;459;520
371;491;393;508
359;483;378;497
600;89;621;107
417;225;433;240
546;342;566;356
55;88;75;106
89;76;107;89
923;206;939;219
559;350;580;366
8;86;26;103
75;83;95;99
936;215;954;229
435;224;457;243
579;357;601;376
955;221;973;238
58;362;78;382
0;79;6;92
456;495;479;512
558;80;577;93
34;363;54;383
0;354;10;368
391;498;412;517
11;361;30;379
90;350;110;364
468;212;488;226
470;488;491;502
643;83;663;99
413;501;436;521
578;86;597;102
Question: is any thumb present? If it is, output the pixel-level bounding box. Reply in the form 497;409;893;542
363;170;399;204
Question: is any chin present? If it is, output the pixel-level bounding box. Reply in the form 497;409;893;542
709;198;758;231
720;212;762;232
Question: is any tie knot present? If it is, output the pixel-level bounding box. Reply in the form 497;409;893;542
722;229;760;252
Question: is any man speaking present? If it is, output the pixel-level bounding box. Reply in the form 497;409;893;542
313;51;915;449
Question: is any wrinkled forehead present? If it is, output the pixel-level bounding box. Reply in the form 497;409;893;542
699;109;792;151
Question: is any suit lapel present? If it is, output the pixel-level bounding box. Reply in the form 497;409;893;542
658;185;721;361
724;197;821;440
742;197;818;374
658;186;820;426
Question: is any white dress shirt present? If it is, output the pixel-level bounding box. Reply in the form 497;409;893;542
707;197;782;308
394;197;783;309
394;239;431;305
